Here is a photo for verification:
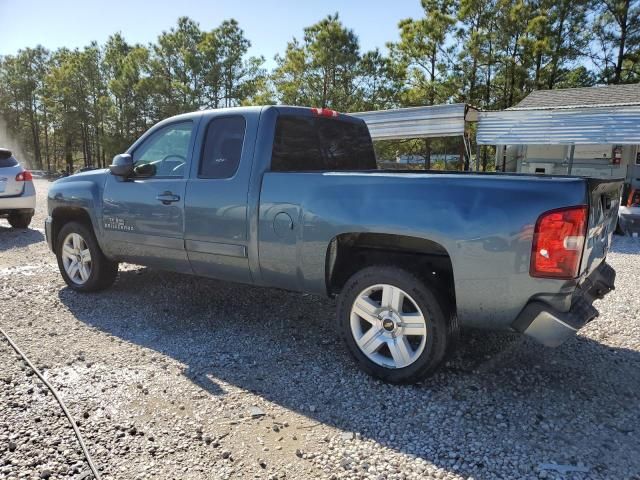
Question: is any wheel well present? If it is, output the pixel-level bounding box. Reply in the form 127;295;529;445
326;233;456;313
51;207;93;246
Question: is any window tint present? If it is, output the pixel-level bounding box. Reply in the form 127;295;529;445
271;115;376;171
199;116;246;179
133;121;192;177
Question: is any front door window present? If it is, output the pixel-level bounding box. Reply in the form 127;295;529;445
133;121;193;178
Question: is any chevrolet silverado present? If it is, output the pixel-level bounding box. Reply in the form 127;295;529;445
46;106;620;383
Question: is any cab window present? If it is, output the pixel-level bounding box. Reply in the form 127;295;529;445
133;121;193;177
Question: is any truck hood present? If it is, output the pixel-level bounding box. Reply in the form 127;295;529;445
53;168;109;185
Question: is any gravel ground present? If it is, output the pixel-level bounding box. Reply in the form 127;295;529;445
1;179;639;480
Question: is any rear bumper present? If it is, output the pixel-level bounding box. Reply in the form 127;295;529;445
0;181;36;213
512;262;615;347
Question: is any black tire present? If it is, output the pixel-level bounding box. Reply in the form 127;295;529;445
8;212;32;229
337;266;450;384
55;221;118;292
614;218;624;235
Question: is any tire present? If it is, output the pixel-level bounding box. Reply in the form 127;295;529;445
8;212;32;229
337;266;450;384
55;221;118;292
614;218;624;235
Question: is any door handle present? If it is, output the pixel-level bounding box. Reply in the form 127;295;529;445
156;191;180;205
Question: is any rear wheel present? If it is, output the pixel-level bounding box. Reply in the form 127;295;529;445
337;266;450;384
55;221;118;292
8;212;32;229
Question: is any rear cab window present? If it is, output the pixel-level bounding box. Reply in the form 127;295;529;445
270;115;376;171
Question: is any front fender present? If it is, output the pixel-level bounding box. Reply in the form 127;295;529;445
48;173;107;250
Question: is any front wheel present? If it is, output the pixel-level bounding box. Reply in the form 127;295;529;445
55;221;118;292
337;266;450;384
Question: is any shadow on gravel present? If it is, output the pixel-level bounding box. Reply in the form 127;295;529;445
59;268;640;479
0;225;44;251
609;235;640;255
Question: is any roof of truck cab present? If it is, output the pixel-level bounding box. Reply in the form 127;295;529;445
165;105;365;124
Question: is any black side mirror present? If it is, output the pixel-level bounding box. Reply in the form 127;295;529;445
133;162;156;177
109;154;133;177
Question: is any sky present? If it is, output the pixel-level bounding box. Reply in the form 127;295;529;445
0;0;425;68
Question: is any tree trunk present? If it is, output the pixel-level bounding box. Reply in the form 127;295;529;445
534;52;542;89
424;138;431;170
482;146;488;171
65;136;73;174
485;35;493;108
508;33;520;107
548;4;568;89
614;0;630;84
43;104;50;172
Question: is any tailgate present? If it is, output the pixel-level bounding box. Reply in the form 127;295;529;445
580;179;623;277
0;165;25;197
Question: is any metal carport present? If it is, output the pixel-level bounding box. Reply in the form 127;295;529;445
352;104;479;168
353;103;478;141
476;104;640;175
477;105;640;145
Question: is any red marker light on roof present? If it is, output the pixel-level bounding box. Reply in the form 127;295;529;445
311;107;339;117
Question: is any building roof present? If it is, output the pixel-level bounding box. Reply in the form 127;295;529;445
510;83;640;110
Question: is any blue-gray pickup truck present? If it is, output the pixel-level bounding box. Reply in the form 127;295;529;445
46;106;621;383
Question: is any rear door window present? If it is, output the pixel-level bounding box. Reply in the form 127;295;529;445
271;115;376;171
199;116;246;179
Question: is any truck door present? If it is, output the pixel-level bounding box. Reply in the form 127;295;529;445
183;113;258;283
102;120;195;273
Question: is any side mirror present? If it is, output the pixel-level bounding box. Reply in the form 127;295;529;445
109;154;133;177
133;162;156;177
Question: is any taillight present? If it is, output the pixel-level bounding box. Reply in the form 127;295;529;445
15;170;33;181
311;107;339;117
530;206;588;279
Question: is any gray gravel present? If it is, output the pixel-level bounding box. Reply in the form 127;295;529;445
1;179;639;480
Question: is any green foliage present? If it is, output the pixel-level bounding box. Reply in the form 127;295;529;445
272;14;362;110
591;0;640;84
0;5;637;172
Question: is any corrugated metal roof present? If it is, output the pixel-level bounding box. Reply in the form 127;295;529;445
477;105;640;145
352;104;473;140
508;83;640;110
511;84;640;110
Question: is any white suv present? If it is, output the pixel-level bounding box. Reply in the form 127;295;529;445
0;148;36;228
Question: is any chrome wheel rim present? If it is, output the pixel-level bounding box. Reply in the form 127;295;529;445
350;284;427;369
61;233;92;285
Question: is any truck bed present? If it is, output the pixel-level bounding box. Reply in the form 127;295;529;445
258;170;622;330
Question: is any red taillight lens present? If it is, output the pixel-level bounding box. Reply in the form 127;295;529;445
311;107;339;117
15;170;33;181
530;206;588;279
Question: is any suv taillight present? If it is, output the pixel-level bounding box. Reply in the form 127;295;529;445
15;170;33;181
530;206;588;279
